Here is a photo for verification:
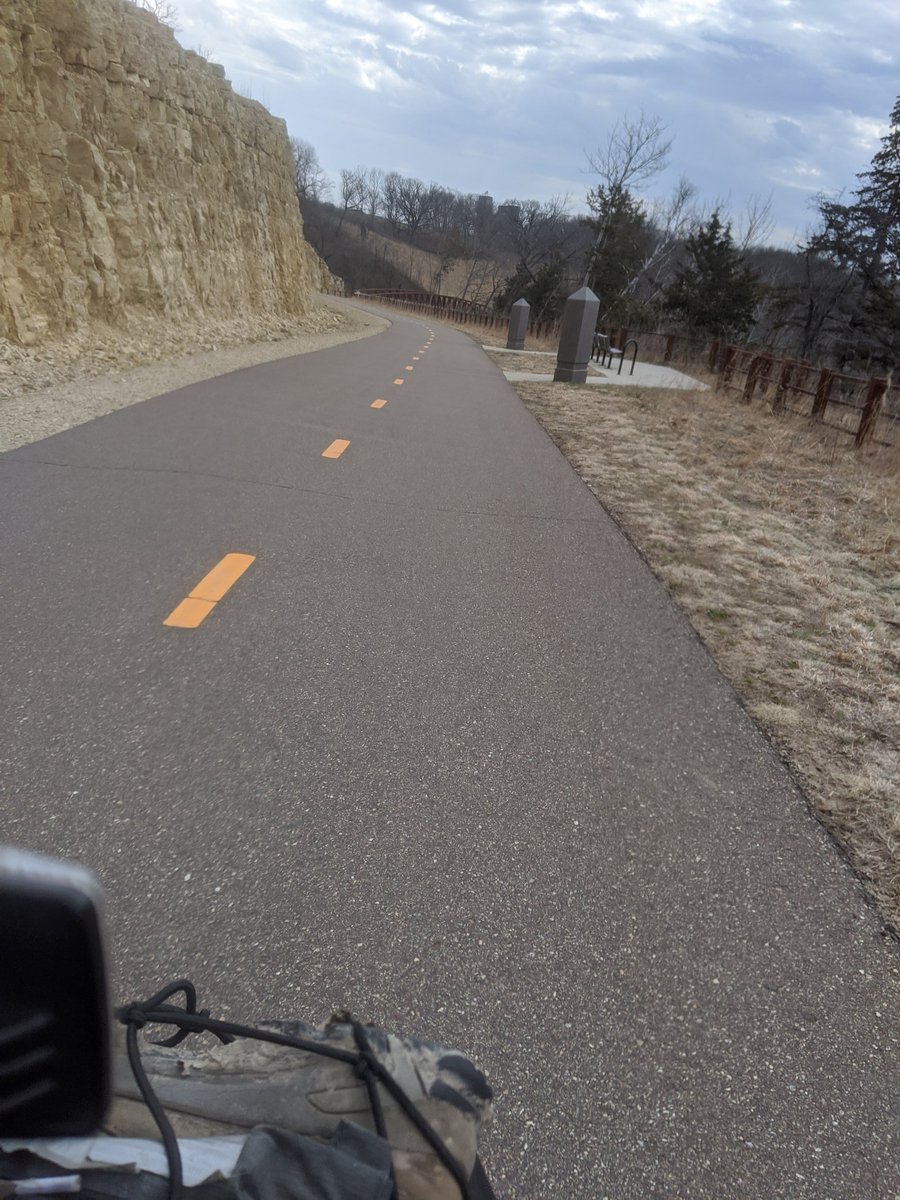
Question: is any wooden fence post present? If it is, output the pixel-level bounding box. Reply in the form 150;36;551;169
792;363;810;403
758;354;774;399
664;334;675;363
855;377;887;447
718;345;736;391
810;368;833;421
742;354;765;403
708;340;720;372
772;361;793;413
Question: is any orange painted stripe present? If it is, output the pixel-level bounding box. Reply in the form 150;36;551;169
191;552;256;602
163;553;256;628
370;398;387;409
322;438;350;458
405;365;414;371
393;378;404;386
164;597;216;629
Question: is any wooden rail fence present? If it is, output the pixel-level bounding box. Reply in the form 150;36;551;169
711;343;896;449
356;291;897;450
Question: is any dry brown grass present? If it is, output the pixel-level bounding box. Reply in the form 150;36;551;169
481;348;612;376
442;322;561;354
483;350;551;373
513;377;900;932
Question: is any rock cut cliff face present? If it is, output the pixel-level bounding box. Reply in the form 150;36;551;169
0;0;325;346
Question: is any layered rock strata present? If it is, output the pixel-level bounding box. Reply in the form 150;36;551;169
0;0;326;346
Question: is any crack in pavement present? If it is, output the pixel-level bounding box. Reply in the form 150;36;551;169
1;454;603;529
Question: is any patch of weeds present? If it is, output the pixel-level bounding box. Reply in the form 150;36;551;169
706;607;732;620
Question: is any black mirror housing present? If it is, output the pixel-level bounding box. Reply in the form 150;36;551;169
0;847;111;1135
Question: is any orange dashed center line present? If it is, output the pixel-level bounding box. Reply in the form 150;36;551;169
371;398;387;409
164;553;255;629
405;365;414;371
164;597;215;628
322;438;350;458
393;378;404;385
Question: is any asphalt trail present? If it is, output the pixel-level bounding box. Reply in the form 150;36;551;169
2;307;898;1197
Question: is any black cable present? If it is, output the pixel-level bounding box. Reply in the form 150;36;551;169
349;1022;397;1200
136;980;235;1050
122;1015;183;1200
349;1020;473;1199
121;1008;359;1065
118;982;235;1200
116;983;473;1200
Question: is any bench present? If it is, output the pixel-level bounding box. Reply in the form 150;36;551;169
592;333;639;376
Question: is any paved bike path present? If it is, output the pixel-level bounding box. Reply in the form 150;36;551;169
2;305;897;1198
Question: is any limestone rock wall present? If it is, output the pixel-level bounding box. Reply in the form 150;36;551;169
0;0;325;345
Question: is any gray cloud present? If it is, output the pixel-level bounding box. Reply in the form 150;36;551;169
172;0;899;244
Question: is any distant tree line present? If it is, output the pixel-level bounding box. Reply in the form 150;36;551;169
291;93;900;374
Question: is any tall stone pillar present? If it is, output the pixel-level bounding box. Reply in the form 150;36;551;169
553;287;600;384
506;298;529;350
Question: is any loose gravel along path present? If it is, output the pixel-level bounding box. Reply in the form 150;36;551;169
0;296;388;452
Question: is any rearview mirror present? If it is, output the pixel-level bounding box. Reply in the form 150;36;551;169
0;847;111;1134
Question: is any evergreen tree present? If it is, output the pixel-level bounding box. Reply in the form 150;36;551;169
807;94;900;367
664;210;759;338
495;260;570;322
847;94;900;357
583;186;651;325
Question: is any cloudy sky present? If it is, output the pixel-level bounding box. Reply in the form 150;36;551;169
169;0;899;247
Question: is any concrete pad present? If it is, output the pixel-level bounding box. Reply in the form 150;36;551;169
483;345;557;356
484;345;708;390
502;362;708;390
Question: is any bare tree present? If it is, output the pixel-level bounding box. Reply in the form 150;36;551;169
335;167;366;235
499;196;578;280
290;138;331;205
425;185;457;235
360;167;385;231
137;0;179;28
583;110;673;284
453;194;506;302
585;110;672;192
382;172;404;235
736;192;776;252
624;175;698;307
395;175;432;237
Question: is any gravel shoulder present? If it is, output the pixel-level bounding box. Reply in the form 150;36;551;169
0;296;389;452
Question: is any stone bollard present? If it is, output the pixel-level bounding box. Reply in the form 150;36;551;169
506;298;529;350
553;287;600;384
